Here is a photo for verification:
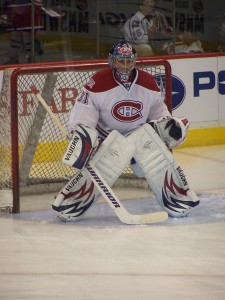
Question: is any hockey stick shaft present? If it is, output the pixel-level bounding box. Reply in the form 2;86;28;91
31;87;69;138
31;86;168;224
86;164;168;224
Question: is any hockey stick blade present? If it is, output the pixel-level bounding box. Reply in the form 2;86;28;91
32;86;168;225
87;164;168;225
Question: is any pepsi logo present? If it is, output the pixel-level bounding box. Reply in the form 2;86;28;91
154;74;186;111
171;75;186;110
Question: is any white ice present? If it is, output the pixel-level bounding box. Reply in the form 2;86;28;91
0;145;225;300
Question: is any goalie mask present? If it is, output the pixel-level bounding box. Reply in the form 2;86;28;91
108;41;137;82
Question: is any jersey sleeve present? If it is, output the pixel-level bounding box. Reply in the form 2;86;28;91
136;69;160;91
147;91;171;121
68;87;99;132
69;69;117;132
136;69;171;121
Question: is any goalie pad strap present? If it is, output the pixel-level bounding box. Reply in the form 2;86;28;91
53;130;135;221
127;123;199;217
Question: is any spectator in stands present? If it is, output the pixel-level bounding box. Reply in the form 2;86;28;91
3;0;44;64
122;0;173;56
166;31;204;54
217;16;225;52
0;13;7;33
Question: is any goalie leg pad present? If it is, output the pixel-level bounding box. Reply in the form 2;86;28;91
127;123;199;217
62;124;99;170
91;130;135;186
53;130;135;221
52;168;98;222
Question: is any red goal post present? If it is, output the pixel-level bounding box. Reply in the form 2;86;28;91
0;59;172;213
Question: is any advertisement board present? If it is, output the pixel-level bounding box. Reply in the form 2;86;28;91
218;56;225;125
169;56;221;128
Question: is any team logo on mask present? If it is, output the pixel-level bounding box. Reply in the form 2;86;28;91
112;100;143;122
117;44;133;56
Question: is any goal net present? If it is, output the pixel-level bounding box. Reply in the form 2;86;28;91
0;59;171;213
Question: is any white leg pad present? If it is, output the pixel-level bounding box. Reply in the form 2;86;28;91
92;130;135;186
52;130;135;221
127;124;199;217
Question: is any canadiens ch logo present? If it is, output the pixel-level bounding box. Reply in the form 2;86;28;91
112;100;143;122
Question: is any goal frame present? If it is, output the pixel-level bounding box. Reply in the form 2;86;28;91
6;58;172;213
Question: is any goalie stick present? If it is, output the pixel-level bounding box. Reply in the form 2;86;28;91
31;85;168;225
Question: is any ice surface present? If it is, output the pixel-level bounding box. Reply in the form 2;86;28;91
2;194;225;228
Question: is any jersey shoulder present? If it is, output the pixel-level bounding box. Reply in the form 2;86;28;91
84;69;118;92
136;69;160;92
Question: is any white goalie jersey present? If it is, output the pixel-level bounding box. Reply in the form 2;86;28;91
69;68;171;139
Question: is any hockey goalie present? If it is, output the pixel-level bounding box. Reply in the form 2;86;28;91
52;41;199;222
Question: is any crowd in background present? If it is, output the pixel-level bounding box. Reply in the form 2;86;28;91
0;0;224;64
